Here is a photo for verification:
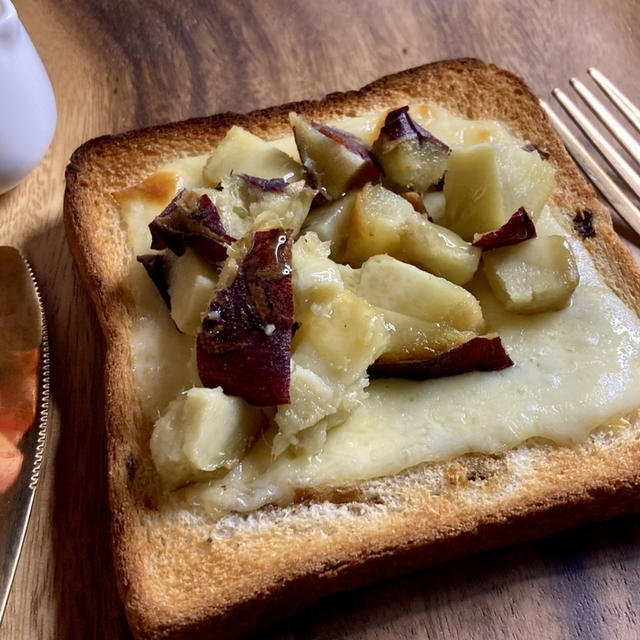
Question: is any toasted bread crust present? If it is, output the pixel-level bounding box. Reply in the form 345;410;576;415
64;58;640;639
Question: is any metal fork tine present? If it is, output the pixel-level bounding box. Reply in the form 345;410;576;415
588;67;640;135
540;99;640;237
552;87;640;201
570;77;640;167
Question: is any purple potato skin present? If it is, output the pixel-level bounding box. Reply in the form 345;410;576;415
197;228;294;406
521;142;550;160
472;207;537;250
136;253;171;309
368;335;513;380
149;191;234;266
237;174;288;192
378;106;450;152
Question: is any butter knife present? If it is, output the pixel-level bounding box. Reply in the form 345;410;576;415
0;247;49;624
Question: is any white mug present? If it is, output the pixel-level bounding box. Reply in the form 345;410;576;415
0;0;56;194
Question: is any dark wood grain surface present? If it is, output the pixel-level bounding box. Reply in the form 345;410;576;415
1;1;640;638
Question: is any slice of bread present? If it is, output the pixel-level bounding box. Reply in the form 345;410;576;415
63;58;640;640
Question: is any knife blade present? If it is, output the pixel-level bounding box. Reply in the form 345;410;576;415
0;247;49;624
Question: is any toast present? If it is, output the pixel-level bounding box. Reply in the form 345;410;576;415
63;58;640;639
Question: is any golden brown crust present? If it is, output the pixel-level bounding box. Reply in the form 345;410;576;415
63;58;640;640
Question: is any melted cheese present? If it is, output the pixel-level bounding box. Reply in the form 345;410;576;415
116;106;640;515
187;209;640;513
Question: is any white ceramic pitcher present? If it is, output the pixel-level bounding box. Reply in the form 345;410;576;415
0;0;56;194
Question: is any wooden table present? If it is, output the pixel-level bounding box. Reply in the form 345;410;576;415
2;1;640;637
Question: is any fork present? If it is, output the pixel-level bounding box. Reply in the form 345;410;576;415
540;68;640;236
